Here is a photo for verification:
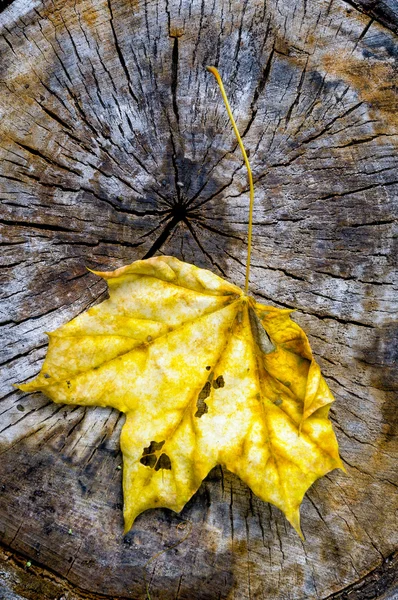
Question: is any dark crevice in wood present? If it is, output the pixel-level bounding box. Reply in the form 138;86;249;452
185;148;238;207
332;418;394;455
167;108;182;207
1;302;69;328
0;401;56;437
171;36;180;126
34;102;72;131
165;0;171;35
136;213;171;242
55;236;144;250
189;163;243;210
241;45;275;139
352;17;374;53
343;218;397;228
191;218;245;243
0;343;48;369
15;142;81;177
0;32;17;57
183;217;226;276
330;133;397;149
0;219;77;234
142;214;181;259
299;102;365;147
284;56;309;128
319;180;398;202
313;269;394;286
255;290;376;328
252;263;307;282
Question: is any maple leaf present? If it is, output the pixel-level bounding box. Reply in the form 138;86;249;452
17;66;344;538
18;255;343;536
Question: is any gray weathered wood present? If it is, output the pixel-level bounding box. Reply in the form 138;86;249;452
0;0;397;598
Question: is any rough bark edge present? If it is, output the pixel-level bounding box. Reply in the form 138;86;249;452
0;0;15;13
342;0;398;35
326;551;398;600
0;540;130;600
1;540;397;600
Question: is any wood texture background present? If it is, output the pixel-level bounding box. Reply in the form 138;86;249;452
0;0;397;598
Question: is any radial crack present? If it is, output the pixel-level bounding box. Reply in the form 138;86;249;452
171;36;180;126
106;0;138;103
142;214;181;258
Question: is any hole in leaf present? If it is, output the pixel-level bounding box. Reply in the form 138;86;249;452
142;440;165;455
212;375;225;389
199;381;211;399
140;440;166;469
195;381;211;418
206;366;211;371
140;454;157;468
155;453;172;471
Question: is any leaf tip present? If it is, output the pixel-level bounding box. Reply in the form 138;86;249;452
123;508;139;535
123;523;131;535
14;380;33;392
297;527;305;542
287;508;304;540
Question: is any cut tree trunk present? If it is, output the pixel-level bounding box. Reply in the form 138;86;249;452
0;0;397;599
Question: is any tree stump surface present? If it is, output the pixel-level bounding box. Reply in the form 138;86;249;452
0;0;397;598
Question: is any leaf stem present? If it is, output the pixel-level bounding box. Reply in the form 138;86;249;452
206;66;254;294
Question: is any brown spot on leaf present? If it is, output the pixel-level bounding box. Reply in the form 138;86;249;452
213;375;225;389
249;307;275;355
195;381;211;417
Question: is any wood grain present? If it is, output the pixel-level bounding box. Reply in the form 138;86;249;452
0;0;397;598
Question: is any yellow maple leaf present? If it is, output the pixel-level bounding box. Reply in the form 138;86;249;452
16;67;344;538
18;255;343;536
